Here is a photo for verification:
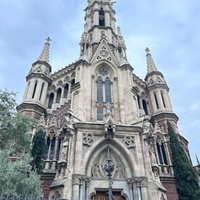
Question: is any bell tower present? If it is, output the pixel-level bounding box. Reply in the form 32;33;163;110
17;38;52;119
144;47;178;125
80;0;127;65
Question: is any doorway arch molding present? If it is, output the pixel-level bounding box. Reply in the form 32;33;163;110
84;137;136;179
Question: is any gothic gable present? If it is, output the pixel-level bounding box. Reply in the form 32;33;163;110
90;38;119;66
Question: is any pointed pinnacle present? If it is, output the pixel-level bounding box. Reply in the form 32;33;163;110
117;26;122;37
145;47;157;73
38;37;51;63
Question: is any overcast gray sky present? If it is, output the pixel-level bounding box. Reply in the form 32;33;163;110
0;0;199;165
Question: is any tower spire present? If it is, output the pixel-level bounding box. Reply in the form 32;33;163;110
145;47;157;73
38;37;51;63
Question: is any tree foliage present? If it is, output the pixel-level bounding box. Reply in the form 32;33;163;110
167;121;200;200
0;89;42;198
0;89;38;153
31;129;48;173
0;145;42;198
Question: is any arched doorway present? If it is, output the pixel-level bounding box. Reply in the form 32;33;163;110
91;191;126;200
85;140;135;200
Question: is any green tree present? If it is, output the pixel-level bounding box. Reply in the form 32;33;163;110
167;121;200;200
31;129;48;173
0;89;38;153
0;89;42;198
0;145;42;199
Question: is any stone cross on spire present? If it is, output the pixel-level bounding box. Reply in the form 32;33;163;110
38;37;51;63
145;47;157;73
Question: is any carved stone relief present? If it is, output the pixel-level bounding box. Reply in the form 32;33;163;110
91;149;125;179
83;133;94;146
82;134;103;158
124;136;135;148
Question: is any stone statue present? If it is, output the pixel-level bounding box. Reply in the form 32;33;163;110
149;142;157;166
61;139;69;161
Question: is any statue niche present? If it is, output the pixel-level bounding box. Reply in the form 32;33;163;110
61;139;69;162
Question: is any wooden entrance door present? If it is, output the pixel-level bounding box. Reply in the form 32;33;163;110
91;191;126;200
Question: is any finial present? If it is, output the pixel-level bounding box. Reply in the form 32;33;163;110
145;47;150;54
46;37;51;44
38;37;51;63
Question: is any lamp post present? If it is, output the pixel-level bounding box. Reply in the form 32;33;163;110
104;147;115;200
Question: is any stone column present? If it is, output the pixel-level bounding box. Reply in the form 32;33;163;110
133;181;138;200
23;81;30;101
85;178;91;200
52;136;59;169
105;12;110;27
79;184;83;200
94;11;98;26
72;174;80;200
140;177;148;200
41;82;48;105
156;89;164;110
149;92;157;112
27;79;35;99
137;187;142;200
163;90;173;110
127;179;134;200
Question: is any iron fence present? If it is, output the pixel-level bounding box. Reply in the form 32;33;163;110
0;194;48;200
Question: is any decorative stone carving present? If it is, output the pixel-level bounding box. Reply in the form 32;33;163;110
64;167;71;178
39;114;46;127
124;136;135;148
57;80;63;86
104;102;116;137
100;50;108;57
50;117;58;128
72;174;80;185
154;120;162;132
91;150;125;179
62;109;74;133
82;133;94;146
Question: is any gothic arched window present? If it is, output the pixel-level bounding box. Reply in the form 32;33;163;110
64;83;69;98
105;78;112;102
48;93;54;109
154;92;159;109
39;82;45;101
56;88;62;103
32;80;38;99
99;8;105;27
161;90;166;108
96;67;112;121
142;99;148;115
156;137;168;165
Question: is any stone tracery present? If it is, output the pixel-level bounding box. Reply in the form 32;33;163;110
91;149;125;179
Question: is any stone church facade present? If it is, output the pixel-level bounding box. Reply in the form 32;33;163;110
17;0;190;199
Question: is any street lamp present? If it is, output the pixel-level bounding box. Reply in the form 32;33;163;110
104;147;115;200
